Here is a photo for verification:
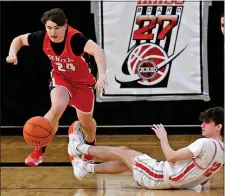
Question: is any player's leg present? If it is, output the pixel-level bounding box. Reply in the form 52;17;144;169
71;158;129;180
68;130;142;178
79;145;142;170
70;144;142;180
44;86;70;134
76;111;96;148
94;160;128;174
69;87;97;162
25;76;71;167
88;146;142;173
68;124;143;168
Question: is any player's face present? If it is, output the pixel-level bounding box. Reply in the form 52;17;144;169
201;121;220;137
221;17;224;35
45;20;67;43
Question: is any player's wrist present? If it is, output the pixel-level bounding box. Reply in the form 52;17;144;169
8;52;17;56
98;72;106;77
160;136;168;143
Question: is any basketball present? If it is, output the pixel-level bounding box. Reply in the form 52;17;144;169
23;116;54;147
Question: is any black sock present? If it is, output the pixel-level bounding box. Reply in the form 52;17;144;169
41;146;47;153
84;140;95;146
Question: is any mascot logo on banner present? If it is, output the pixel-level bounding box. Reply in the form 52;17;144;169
115;0;187;88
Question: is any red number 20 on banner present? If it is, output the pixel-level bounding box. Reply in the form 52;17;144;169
133;15;178;40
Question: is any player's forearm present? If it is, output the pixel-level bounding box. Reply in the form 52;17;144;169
93;49;106;76
8;36;23;55
160;138;176;162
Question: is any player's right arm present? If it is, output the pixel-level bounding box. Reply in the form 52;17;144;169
6;33;30;65
152;124;199;162
6;31;45;65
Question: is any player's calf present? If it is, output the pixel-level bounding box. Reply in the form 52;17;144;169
79;119;97;163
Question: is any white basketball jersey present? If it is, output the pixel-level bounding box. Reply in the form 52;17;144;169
164;138;224;188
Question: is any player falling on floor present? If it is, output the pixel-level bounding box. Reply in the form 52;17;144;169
68;107;224;189
6;8;107;166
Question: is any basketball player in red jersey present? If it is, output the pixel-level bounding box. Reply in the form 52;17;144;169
6;8;107;166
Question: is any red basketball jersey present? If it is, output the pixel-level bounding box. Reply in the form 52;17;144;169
43;25;95;86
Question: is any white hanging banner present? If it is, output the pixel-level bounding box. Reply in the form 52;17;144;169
95;1;210;102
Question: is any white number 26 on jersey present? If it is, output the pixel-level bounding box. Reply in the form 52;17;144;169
56;62;76;72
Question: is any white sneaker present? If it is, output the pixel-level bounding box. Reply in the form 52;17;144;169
71;157;89;180
69;121;83;136
68;121;85;157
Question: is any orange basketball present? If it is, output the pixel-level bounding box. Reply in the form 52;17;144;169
23;116;54;147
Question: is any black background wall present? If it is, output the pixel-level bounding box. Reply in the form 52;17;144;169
1;1;224;135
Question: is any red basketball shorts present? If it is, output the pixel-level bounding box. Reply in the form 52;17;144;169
50;73;95;113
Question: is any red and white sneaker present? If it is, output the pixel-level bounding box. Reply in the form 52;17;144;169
68;121;82;136
25;147;44;167
82;139;96;163
70;156;89;180
68;121;85;157
68;121;96;163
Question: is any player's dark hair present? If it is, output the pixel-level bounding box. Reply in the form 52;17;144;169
41;8;68;26
221;13;224;18
199;107;224;135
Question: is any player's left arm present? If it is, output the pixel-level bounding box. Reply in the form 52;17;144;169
84;40;106;77
152;124;194;162
71;33;107;93
84;40;107;93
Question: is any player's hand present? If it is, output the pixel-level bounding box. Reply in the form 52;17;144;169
151;124;168;141
6;54;18;65
95;74;107;93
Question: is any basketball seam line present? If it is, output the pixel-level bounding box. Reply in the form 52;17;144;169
46;120;54;137
25;123;53;137
24;130;51;138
